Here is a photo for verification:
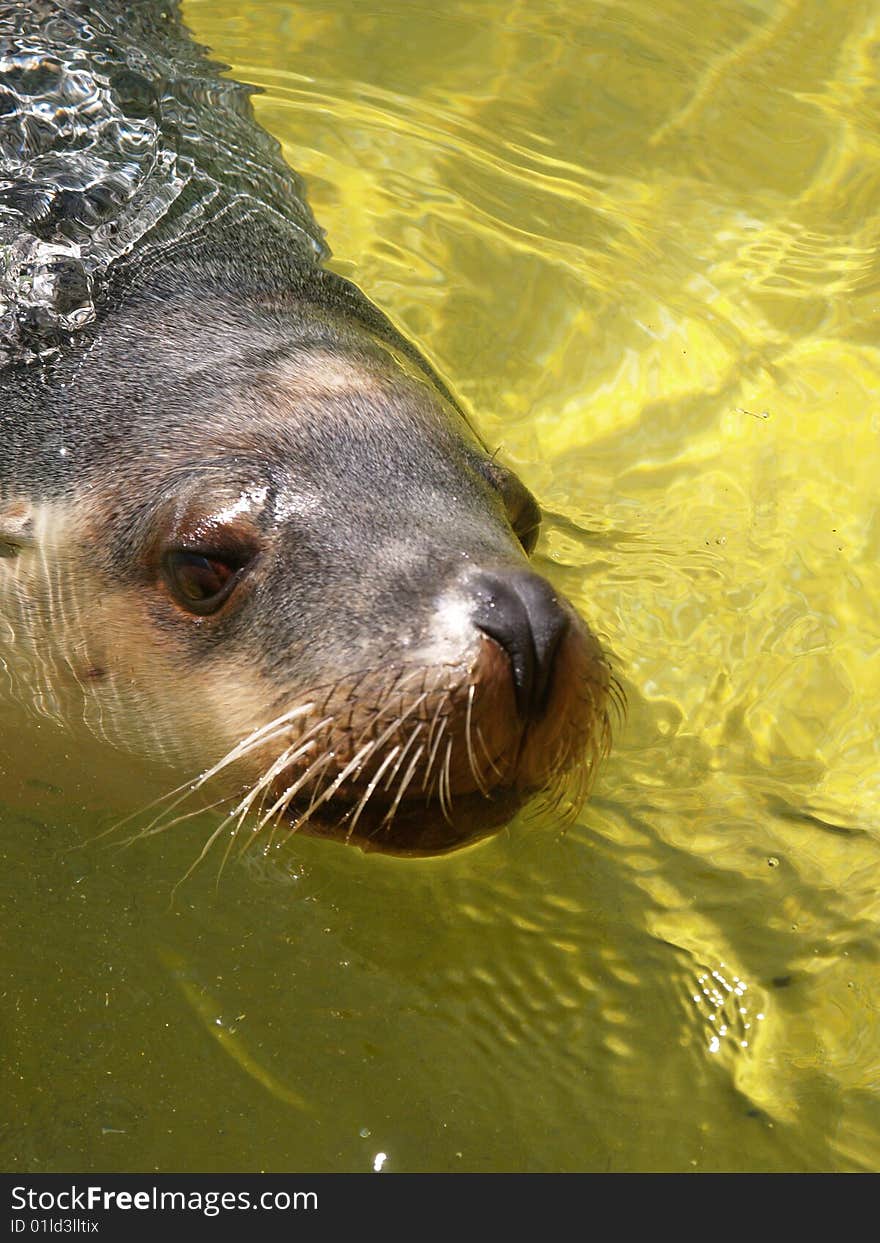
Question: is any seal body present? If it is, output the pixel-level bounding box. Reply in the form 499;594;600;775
0;1;613;855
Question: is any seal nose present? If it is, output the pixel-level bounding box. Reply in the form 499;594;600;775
470;569;570;719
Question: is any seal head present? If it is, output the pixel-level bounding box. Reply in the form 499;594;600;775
0;1;615;857
1;257;613;856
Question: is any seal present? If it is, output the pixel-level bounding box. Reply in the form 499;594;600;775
0;0;616;855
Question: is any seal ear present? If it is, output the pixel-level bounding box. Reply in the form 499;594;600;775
0;501;34;558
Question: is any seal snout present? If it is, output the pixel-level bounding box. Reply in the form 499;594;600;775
269;565;613;856
470;569;570;721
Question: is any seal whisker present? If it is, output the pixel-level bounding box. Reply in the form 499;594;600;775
438;739;454;826
350;688;430;765
465;684;490;798
191;702;318;792
115;707;323;847
277;745;368;844
294;740;376;824
608;674;627;724
380;741;425;829
539;777;569;822
475;725;504;779
111;703;318;844
381;721;425;793
386;663;432;701
184;721;331;873
230;715;335;832
285;749;342;822
423;687;450;773
344;743;403;841
172;800;254;900
168;824;225;900
209;760;296;867
422;712;450;796
117;795;232;847
248;748;340;841
108;780;216;846
253;738;336;857
216;742;313;875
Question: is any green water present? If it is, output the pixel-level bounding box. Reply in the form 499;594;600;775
4;0;880;1172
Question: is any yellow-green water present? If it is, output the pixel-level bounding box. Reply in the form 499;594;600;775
4;0;880;1172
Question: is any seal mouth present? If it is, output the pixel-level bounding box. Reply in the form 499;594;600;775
285;785;526;856
234;620;615;858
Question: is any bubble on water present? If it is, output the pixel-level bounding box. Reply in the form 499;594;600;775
0;1;327;366
687;960;766;1059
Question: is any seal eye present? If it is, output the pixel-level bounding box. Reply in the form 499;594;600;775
163;550;241;616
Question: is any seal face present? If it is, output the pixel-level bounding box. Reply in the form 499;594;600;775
0;2;616;857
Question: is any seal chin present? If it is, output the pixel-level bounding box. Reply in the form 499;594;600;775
293;788;523;856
